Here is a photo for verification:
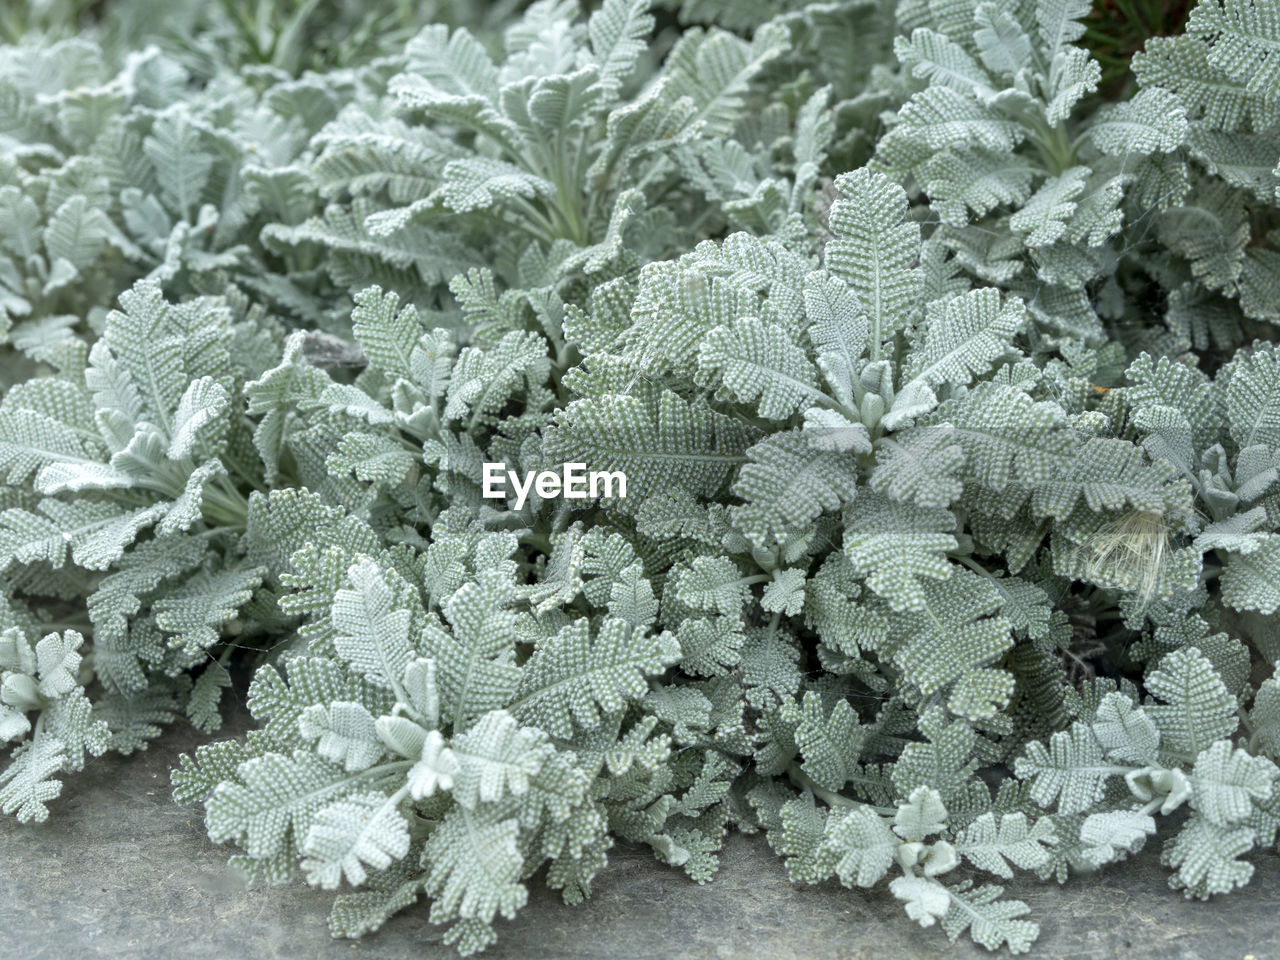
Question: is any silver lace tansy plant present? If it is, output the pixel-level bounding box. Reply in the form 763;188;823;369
0;0;1278;956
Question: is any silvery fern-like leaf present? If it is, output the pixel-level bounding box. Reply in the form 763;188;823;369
672;556;751;615
563;276;635;355
0;500;166;572
869;426;965;508
45;687;111;770
1126;152;1192;212
675;615;743;677
171;739;255;807
814;802;898;887
0;630;108;821
1009;168;1088;247
1035;0;1091;52
1194;510;1273;558
102;281;229;438
1186;127;1280;201
937;383;1074;490
804;553;888;658
1145;647;1238;758
1247;673;1280;762
1029;437;1191;535
35;457;135;496
93;678;190;756
205;750;360;860
153;564;266;653
608;563;659;629
1223;342;1280;452
392;25;506;123
939;882;1038;953
919;147;1037;227
1133;35;1276;132
0;736;66;823
1126;352;1223;458
1156;179;1250;293
159;460;229;537
42;194;112;271
1014;722;1111;814
802;408;872;453
314;382;396;426
301;791;412;889
1090;692;1160;765
1078;809;1157;866
1064;170;1126;246
310;111;453;199
427;574;521;728
774;791;830;882
448;710;549;809
331;559;418;691
350;286;423;381
243;164;317;228
328;433;418;486
423;804;526;929
586;0;654;97
327;854;426;938
898;791;956;851
903;288;1024;388
1043;47;1102;124
1162;813;1256;898
168;377;230;461
544;391;751;503
804;271;868;404
760;569;806;617
142;108;213;221
1188;740;1276;826
188;666;232;735
1220;536;1280;614
261;201;476;289
954;812;1056;879
0;187;41;260
626;261;759;368
890;874;951;927
697;317;824;419
825;169;920;354
894;28;994;96
0;396;103;486
1088;88;1188;156
443;331;547;425
792;692;867;791
973;3;1034;78
843;491;957;612
298;701;386;773
895;87;1023;153
1187;0;1280;103
883;570;1015;719
740;623;803;710
664;22;790;138
0;702;29;742
414;158;555;218
510;618;675;737
1240;244;1280;322
731;431;859;545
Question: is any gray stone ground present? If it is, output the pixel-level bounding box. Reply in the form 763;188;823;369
2;706;1276;960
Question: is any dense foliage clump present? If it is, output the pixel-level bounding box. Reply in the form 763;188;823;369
3;0;1280;953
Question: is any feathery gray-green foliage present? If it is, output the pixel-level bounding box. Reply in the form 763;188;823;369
2;0;1280;954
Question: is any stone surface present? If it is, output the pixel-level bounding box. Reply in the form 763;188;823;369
2;708;1276;960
